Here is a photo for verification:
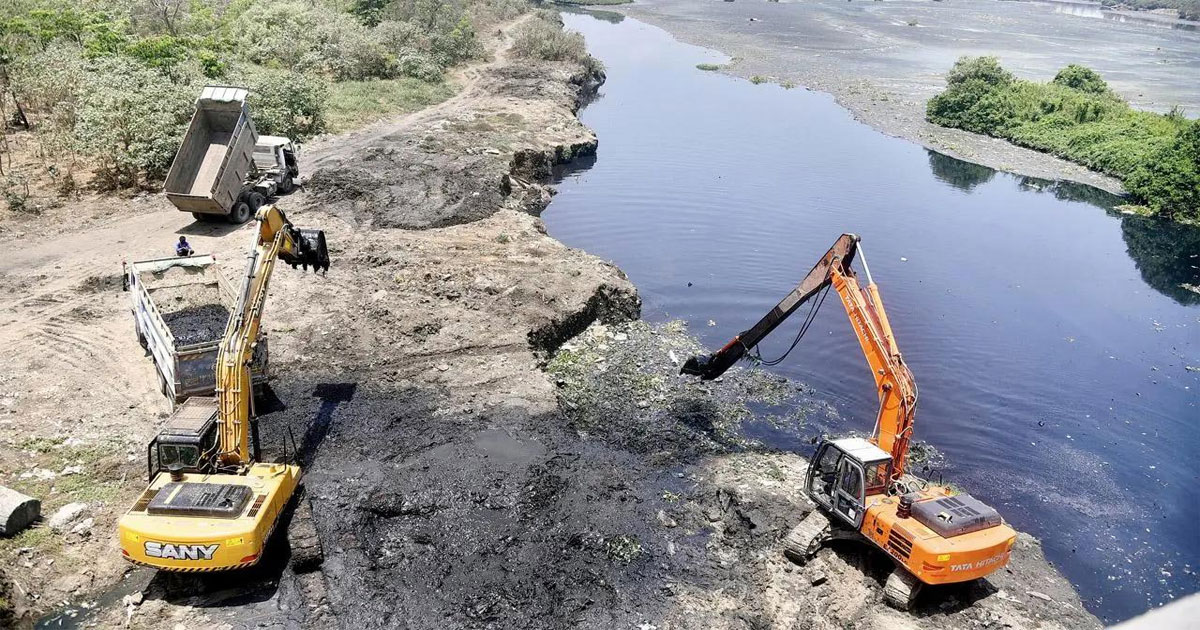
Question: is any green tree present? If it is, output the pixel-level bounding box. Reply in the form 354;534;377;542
351;0;393;27
241;67;328;141
75;56;194;188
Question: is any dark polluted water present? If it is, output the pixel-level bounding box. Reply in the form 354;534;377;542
545;11;1200;624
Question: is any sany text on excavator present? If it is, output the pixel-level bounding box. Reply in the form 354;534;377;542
118;205;329;571
682;234;1015;609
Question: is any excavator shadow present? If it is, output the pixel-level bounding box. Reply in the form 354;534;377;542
821;539;1000;614
300;382;357;467
174;220;244;238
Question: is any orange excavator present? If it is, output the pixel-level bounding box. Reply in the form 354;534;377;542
682;234;1015;609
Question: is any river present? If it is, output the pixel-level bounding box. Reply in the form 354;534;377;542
545;11;1200;624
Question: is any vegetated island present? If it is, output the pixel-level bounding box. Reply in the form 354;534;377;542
927;57;1199;223
1098;0;1200;21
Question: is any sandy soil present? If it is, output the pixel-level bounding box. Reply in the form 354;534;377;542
618;0;1200;194
0;10;1102;630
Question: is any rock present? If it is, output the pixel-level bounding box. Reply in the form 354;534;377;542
810;572;828;586
1028;590;1054;602
48;502;89;532
70;517;94;536
61;465;83;476
656;509;678;528
0;485;41;536
436;363;450;372
19;468;56;481
123;592;144;607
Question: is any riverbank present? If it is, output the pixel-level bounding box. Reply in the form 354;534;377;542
0;9;1106;630
618;0;1200;195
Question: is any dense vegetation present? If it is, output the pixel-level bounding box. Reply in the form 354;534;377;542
0;0;529;199
1098;0;1200;21
927;57;1199;222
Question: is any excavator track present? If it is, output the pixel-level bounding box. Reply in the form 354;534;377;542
288;486;324;573
883;567;923;610
783;510;832;564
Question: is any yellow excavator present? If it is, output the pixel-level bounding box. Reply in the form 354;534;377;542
118;205;329;571
683;234;1016;609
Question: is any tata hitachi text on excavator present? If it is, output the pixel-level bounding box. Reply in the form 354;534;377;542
682;234;1016;609
118;205;329;571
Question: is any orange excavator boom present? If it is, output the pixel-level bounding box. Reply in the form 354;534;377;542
681;233;918;478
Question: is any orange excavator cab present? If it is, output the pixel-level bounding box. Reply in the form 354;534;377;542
683;234;1015;610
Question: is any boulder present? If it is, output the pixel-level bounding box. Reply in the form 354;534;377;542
0;486;41;536
48;502;88;532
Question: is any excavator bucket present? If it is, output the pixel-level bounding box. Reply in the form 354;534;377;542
282;229;330;273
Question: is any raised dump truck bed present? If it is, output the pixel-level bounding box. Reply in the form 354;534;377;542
126;255;268;404
164;86;258;218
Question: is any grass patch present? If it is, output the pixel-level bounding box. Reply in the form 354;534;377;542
749;75;770;85
604;535;641;563
326;78;457;134
927;57;1199;221
0;524;60;557
696;63;722;71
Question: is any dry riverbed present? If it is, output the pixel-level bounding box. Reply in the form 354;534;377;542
1;10;1101;630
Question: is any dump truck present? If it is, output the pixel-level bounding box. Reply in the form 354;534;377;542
164;86;300;224
125;254;268;405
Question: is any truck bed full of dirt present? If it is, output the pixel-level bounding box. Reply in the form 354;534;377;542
150;281;230;345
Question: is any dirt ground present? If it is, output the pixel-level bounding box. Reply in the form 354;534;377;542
0;11;1101;630
619;0;1200;194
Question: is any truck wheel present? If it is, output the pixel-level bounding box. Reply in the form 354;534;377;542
278;175;294;195
228;201;252;224
248;192;266;212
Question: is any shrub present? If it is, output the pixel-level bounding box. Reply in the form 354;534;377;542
1126;120;1200;221
1052;64;1109;95
240;67;329;141
2;175;33;213
946;56;1014;90
511;19;587;63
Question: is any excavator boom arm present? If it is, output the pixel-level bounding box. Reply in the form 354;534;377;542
681;234;859;380
683;233;918;479
216;205;329;467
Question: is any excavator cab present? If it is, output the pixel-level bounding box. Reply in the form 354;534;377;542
806;437;892;529
146;398;220;480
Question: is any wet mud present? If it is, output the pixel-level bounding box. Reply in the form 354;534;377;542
161;303;229;345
